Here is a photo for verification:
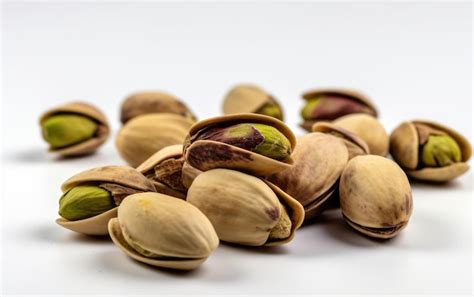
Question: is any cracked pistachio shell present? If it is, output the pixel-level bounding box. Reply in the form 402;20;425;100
183;113;296;176
312;122;369;159
109;192;219;270
300;88;378;131
181;161;203;189
390;120;471;182
136;144;186;199
39;102;109;156
187;169;304;246
268;133;348;220
116;113;194;167
56;166;155;235
340;155;413;239
120;91;196;124
333;114;389;156
222;84;284;120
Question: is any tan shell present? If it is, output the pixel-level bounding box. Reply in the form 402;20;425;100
39;101;110;156
267;133;348;220
183;113;296;176
222;84;282;116
181;161;203;189
120;91;196;124
339;155;413;239
187;169;304;246
302;88;378;115
57;166;155;235
109;192;219;270
116;113;194;167
312;122;369;159
390;120;471;182
136;144;186;199
333;114;389;156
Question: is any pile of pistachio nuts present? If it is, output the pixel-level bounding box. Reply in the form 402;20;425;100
39;84;472;270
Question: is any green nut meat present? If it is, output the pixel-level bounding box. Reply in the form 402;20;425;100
421;135;462;167
59;185;115;221
255;103;283;121
300;98;320;120
42;114;98;149
197;123;292;161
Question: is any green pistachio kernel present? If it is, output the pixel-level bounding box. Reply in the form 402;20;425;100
256;103;283;121
268;204;292;241
59;185;114;221
251;123;291;160
300;98;320;120
42;114;98;149
421;135;462;167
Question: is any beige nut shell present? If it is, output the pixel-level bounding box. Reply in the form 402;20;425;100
268;133;348;220
109;192;219;270
390;120;471;182
56;166;155;235
116;113;194;167
222;84;280;115
184;113;296;176
187;169;304;246
39;101;110;156
339;155;413;239
333;114;389;156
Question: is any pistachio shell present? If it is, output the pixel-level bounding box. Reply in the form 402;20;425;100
333;114;389;156
56;208;118;236
39;102;109;156
340;155;413;239
302;88;378;115
120;91;196;124
267;133;348;220
187;169;304;246
312;122;369;159
181;161;203;189
390;120;472;182
116;113;194;167
184;113;296;176
109;192;218;270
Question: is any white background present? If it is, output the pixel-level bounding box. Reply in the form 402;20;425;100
1;1;472;295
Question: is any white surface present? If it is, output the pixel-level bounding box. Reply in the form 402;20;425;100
1;2;472;295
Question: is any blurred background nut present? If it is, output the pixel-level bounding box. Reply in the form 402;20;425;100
120;91;196;124
222;84;284;121
268;132;348;220
300;88;377;131
56;166;155;235
333;114;389;156
39;102;109;157
116;113;194;167
183;114;296;176
339;155;413;239
390;120;471;182
187;169;304;246
108;192;219;270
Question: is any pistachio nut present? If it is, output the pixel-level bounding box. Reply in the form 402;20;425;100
56;165;155;235
183;113;296;176
136;144;187;199
339;155;413;239
120;91;196;124
187;169;304;246
116;113;194;167
267;133;348;220
39;102;109;156
300;88;377;131
108;192;219;270
222;84;284;120
390;120;471;182
333;114;389;156
312;122;369;159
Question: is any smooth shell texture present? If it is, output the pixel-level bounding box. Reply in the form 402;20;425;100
116;113;194;167
184;113;296;176
333;114;389;156
181;161;203;189
390;120;472;182
339;155;413;239
312;122;369;159
39;102;109;156
120;92;195;124
56;208;117;236
187;169;304;246
302;88;378;115
268;133;348;220
109;192;218;270
222;84;279;115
